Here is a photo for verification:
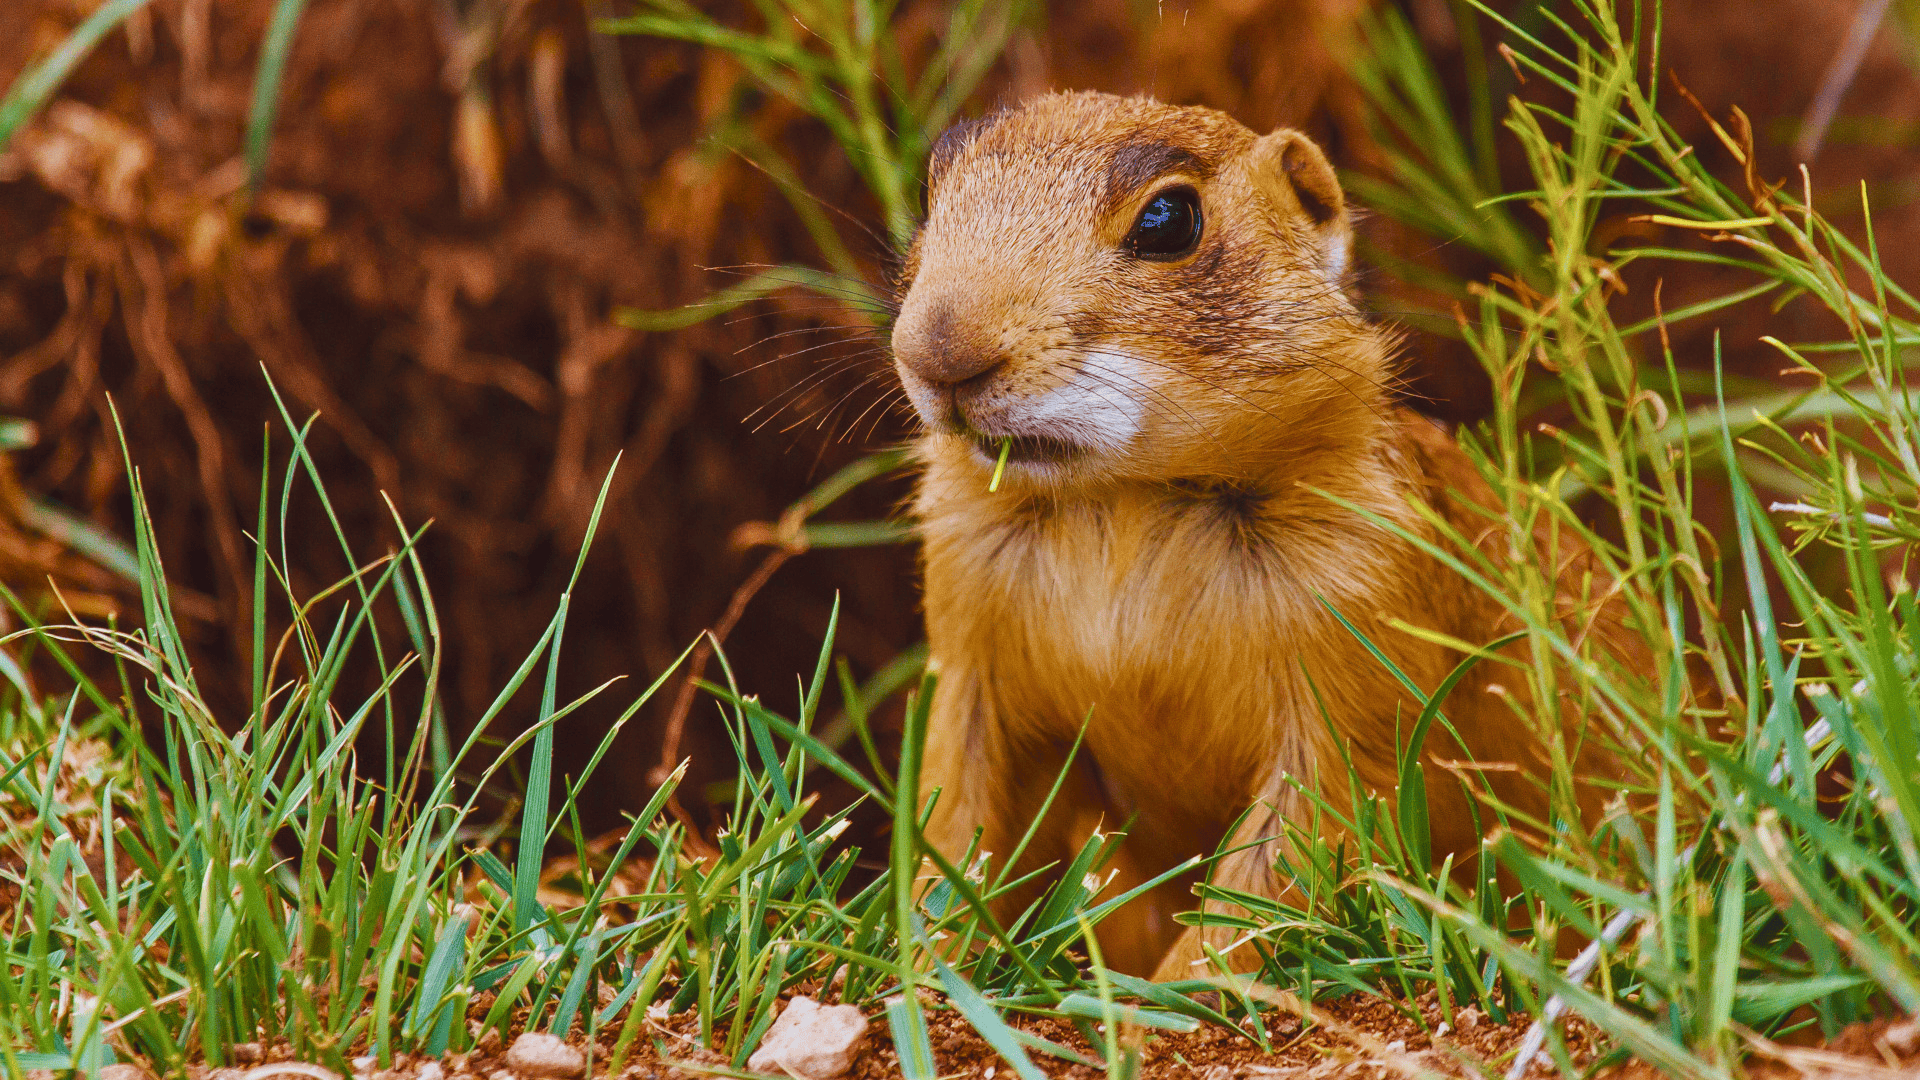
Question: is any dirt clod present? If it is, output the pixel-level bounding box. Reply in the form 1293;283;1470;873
99;1065;151;1080
748;996;869;1079
506;1034;586;1080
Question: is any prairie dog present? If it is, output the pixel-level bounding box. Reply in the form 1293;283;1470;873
890;92;1620;979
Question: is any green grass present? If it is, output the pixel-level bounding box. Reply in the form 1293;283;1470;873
3;0;310;201
1213;0;1920;1074
0;382;1202;1078
602;0;1037;334
0;0;157;150
6;0;1920;1078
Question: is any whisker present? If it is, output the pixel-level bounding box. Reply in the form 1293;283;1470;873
1032;358;1230;459
711;140;904;259
731;321;882;350
745;347;887;408
700;260;896;300
867;391;919;443
731;338;889;379
1054;316;1409;420
746;355;891;430
841;377;912;438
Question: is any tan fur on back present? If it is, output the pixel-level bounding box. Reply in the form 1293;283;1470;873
890;92;1623;979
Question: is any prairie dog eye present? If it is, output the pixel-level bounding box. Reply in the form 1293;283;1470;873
1124;186;1203;259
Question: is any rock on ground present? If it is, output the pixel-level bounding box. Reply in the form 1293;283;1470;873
504;1033;586;1079
747;996;868;1080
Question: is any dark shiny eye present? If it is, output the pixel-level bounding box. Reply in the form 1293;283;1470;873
1124;186;1203;259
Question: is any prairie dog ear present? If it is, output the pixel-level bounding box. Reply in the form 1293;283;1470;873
1249;129;1352;281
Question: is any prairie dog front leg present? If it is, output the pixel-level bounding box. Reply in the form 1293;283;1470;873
1148;792;1288;981
917;671;1083;903
919;670;1194;975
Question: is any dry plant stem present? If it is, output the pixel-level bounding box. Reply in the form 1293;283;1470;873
653;546;797;835
1738;1026;1917;1080
1214;977;1443;1079
584;0;650;194
1505;719;1837;1078
1794;0;1895;165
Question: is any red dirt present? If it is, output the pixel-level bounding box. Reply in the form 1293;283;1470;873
154;989;1920;1080
159;989;1592;1080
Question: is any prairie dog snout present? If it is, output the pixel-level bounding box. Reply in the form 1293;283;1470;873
892;92;1358;482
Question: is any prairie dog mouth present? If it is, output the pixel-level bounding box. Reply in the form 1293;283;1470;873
969;432;1086;465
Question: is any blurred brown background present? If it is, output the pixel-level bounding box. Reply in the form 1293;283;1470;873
2;0;1917;827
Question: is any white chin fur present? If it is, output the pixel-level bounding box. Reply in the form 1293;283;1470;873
1016;348;1148;456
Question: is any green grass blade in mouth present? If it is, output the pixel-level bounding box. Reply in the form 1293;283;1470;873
990;435;1013;492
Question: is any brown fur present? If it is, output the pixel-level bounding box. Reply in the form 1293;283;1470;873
889;92;1622;980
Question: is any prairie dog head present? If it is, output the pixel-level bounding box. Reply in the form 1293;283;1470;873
891;91;1391;489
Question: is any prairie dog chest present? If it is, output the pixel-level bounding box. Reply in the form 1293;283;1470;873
918;477;1372;750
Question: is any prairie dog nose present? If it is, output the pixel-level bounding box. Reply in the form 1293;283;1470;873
891;297;1004;385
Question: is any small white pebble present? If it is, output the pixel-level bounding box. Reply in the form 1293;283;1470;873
1384;1040;1406;1054
505;1033;586;1080
1434;1022;1452;1038
353;1057;376;1072
748;996;868;1079
417;1064;445;1080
